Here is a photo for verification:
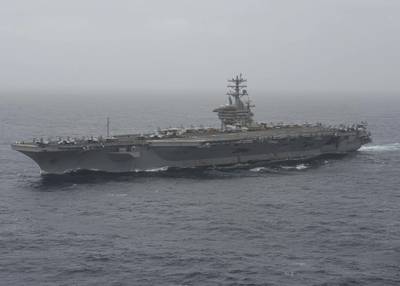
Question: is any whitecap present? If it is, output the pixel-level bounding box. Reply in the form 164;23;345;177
108;193;128;197
250;167;266;172
280;163;309;171
359;143;400;153
295;164;308;170
144;166;169;172
281;166;296;170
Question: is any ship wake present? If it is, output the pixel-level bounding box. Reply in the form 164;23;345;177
250;163;311;173
35;154;352;188
359;143;400;153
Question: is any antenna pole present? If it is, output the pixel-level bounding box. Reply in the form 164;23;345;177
107;117;110;137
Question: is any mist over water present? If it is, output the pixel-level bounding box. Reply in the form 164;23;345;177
2;0;400;95
1;92;399;141
1;93;399;285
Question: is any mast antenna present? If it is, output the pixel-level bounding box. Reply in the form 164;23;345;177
106;117;110;137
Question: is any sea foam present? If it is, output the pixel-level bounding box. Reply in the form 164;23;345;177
359;143;400;152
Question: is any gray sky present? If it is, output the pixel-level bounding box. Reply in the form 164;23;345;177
1;0;399;95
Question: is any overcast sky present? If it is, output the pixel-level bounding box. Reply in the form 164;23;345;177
1;0;399;95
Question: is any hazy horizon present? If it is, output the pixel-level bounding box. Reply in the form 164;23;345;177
1;0;399;96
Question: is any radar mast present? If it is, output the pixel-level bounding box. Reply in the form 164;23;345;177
213;74;254;129
227;73;248;106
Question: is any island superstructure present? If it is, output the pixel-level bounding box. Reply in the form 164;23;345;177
214;74;254;129
12;75;371;174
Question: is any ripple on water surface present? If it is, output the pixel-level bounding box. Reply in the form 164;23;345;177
1;97;400;285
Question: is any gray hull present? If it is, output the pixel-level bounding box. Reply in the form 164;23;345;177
13;133;366;175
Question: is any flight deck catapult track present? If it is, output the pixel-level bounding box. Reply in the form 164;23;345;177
11;74;372;174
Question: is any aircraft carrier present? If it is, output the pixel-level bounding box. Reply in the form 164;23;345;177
12;75;371;174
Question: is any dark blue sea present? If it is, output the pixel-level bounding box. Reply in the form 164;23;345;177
1;93;399;285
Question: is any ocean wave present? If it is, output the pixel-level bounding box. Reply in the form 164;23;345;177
250;163;310;172
142;166;169;172
281;163;310;171
359;143;400;152
250;167;269;172
295;164;309;170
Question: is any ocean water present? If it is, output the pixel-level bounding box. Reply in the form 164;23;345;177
0;93;399;285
